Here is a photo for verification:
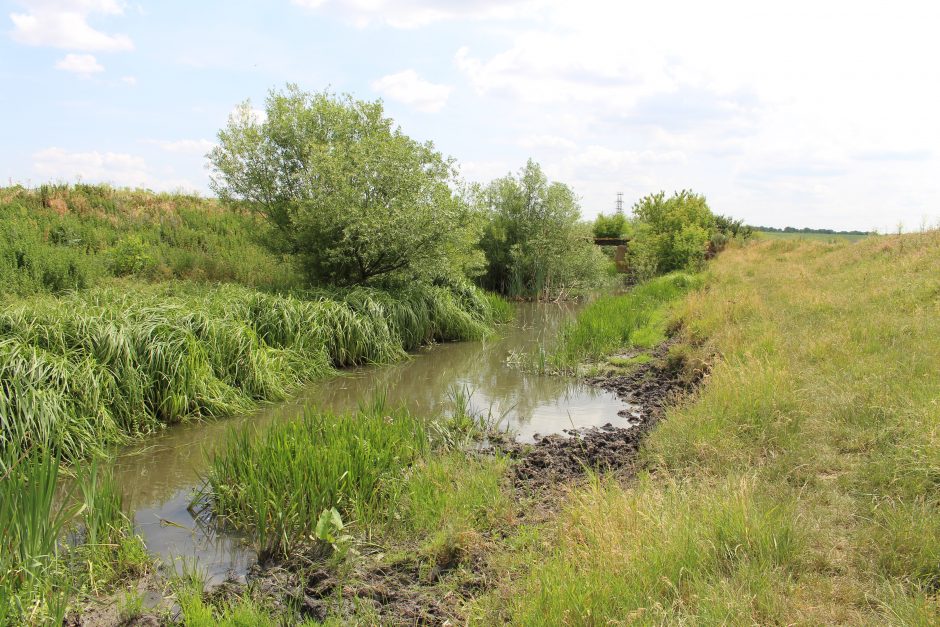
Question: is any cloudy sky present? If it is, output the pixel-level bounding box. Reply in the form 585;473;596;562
2;0;939;231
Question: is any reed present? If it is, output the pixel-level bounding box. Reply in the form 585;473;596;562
201;398;429;559
0;281;509;461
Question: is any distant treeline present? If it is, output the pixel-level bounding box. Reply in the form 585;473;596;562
752;226;874;236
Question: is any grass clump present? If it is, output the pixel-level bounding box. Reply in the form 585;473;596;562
0;281;508;461
202;398;429;559
200;392;513;572
551;271;702;369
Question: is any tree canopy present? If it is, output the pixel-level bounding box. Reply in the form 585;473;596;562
208;85;480;286
477;160;608;298
631;190;716;277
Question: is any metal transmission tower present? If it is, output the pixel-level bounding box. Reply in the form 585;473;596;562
615;192;624;215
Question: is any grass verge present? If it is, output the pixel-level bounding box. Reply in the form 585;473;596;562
478;232;940;623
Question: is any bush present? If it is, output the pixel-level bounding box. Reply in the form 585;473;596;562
477;160;609;298
630;190;715;278
108;236;156;277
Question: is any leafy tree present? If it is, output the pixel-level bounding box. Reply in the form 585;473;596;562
592;212;630;239
208;85;481;286
630;190;715;277
477;160;608;298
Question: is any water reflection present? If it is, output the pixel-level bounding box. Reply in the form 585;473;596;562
111;302;628;582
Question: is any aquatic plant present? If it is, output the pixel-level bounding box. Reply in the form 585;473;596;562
0;281;508;461
201;398;429;559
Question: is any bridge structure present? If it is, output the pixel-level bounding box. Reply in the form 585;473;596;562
593;237;630;273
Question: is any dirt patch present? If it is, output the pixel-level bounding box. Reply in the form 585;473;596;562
64;571;170;627
493;340;699;490
207;547;472;626
162;341;702;625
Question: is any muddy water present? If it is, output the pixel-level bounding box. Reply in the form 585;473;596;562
111;302;627;584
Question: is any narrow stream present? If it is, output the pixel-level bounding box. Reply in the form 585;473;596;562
110;302;629;584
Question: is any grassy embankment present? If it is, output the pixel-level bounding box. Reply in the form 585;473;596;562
0;184;511;624
476;231;939;624
0;184;510;462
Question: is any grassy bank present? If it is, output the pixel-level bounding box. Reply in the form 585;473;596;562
1;280;509;461
480;232;939;623
0;184;298;297
545;271;702;371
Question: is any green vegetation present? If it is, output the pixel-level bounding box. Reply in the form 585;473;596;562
629;190;716;277
209;86;482;287
201;394;512;560
550;272;703;369
202;399;429;558
0;447;149;625
0;279;505;461
477;160;609;298
0;184;298;298
591;210;630;239
481;231;940;624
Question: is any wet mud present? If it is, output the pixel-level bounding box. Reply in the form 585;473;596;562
71;340;703;625
215;342;703;625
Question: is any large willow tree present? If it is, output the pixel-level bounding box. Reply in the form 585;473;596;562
208;85;480;286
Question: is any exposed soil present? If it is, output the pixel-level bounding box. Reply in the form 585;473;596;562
70;340;702;625
207;341;703;625
494;340;700;491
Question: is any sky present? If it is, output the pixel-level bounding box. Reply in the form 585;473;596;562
2;0;939;231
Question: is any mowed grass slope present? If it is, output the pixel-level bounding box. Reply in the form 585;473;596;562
489;232;939;624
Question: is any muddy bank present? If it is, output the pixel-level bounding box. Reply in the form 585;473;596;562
500;340;701;490
204;342;702;626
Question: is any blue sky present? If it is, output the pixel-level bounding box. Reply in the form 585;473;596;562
3;0;939;231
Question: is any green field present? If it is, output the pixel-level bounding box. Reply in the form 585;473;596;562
754;229;873;242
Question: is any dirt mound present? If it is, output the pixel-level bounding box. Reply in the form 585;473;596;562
497;341;698;490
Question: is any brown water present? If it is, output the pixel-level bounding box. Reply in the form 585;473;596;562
110;302;630;584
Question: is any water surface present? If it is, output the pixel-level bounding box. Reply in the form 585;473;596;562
111;302;629;583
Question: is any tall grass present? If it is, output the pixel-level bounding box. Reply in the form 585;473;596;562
0;447;71;624
201;398;430;559
0;281;507;461
550;271;703;368
0;447;141;624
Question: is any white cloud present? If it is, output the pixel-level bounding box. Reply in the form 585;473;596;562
292;0;542;28
146;139;216;155
120;75;136;85
518;134;576;150
371;69;452;113
446;0;940;229
10;0;133;51
54;52;103;75
32;147;198;191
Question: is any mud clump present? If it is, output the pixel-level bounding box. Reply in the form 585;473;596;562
210;549;462;626
498;340;702;490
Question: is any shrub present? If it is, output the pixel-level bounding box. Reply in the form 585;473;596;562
477;160;609;298
631;190;715;277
